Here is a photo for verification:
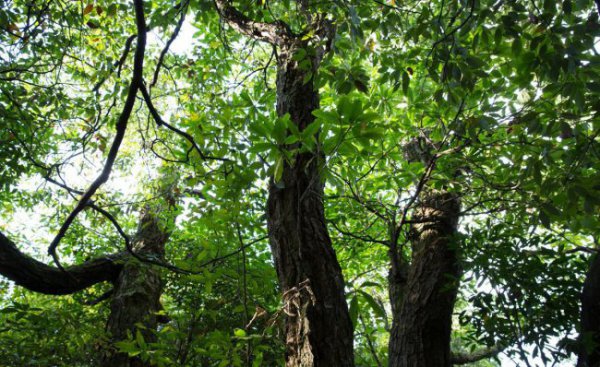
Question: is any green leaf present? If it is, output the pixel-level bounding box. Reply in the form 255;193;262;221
135;330;146;349
273;115;289;144
539;211;551;229
114;341;139;354
284;135;299;144
359;127;385;140
274;155;284;183
252;352;264;367
358;290;386;319
360;281;382;289
292;48;307;61
542;203;561;217
312;109;339;123
302;121;321;138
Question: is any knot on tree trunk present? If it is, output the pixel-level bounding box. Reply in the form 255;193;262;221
409;192;460;250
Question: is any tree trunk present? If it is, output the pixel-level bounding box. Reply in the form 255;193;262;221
578;252;600;367
101;208;169;367
266;43;354;367
388;192;461;367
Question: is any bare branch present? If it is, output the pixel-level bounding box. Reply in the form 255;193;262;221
150;0;188;88
93;34;137;92
330;220;389;247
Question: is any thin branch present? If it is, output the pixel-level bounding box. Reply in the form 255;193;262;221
150;0;188;88
84;289;115;306
198;235;268;268
139;83;231;162
359;313;383;367
48;0;148;269
330;220;389;246
428;0;476;57
92;34;137;92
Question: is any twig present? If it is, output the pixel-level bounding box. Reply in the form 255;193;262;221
150;0;189;88
139;83;231;162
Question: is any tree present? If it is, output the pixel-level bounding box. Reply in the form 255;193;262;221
1;0;599;366
214;1;354;365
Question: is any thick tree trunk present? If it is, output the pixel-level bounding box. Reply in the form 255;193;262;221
389;192;461;367
578;253;600;367
266;44;354;367
101;208;169;367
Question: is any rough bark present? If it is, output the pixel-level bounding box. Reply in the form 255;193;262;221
213;1;353;365
389;192;461;367
265;42;354;366
101;208;169;367
578;253;600;367
0;231;124;294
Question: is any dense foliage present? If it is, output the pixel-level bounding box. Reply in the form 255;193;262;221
0;0;599;365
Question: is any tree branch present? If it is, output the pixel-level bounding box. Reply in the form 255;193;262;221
213;0;292;45
150;0;188;88
139;83;231;162
451;343;505;365
0;231;124;295
47;0;148;268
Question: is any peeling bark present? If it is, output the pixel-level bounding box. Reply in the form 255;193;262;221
389;192;461;367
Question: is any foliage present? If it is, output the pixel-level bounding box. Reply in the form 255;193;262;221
0;0;599;365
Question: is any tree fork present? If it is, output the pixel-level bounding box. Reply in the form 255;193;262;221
388;192;461;367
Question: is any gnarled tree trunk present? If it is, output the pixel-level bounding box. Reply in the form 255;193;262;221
213;1;354;364
0;211;167;367
578;252;600;367
266;42;354;367
388;192;461;367
101;208;169;367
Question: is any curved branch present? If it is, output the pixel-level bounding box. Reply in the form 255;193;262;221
0;231;124;295
139;84;231;162
47;0;148;268
150;0;188;88
213;0;292;45
451;343;505;365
